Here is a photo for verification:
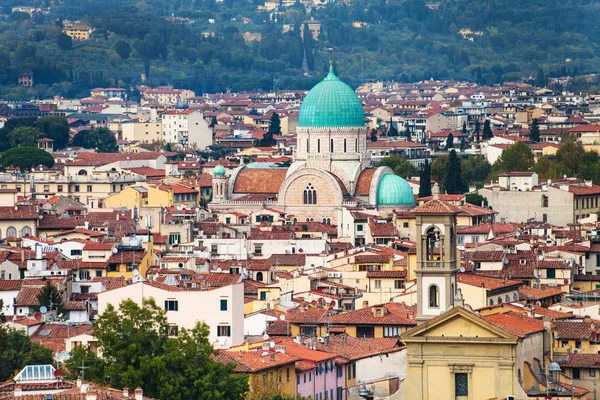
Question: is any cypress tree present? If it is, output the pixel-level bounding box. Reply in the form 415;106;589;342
419;159;432;198
445;133;454;150
443;150;465;194
529;119;540;142
482;120;493;139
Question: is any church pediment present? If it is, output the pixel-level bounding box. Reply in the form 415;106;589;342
401;307;517;341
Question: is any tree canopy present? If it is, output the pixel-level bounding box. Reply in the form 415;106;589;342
0;146;55;172
37;282;64;315
84;298;248;400
418;159;432;198
443;150;465;194
377;154;418;178
493;142;535;174
72;127;118;152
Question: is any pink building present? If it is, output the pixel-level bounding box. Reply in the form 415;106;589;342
275;339;346;400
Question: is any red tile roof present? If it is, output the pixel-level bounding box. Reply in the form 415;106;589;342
233;168;288;194
315;334;403;361
457;273;523;291
554;320;598;340
483;311;544;338
366;270;407;279
0;205;39;220
518;286;565;301
558;353;600;368
324;302;416;327
411;199;461;214
214;350;298;372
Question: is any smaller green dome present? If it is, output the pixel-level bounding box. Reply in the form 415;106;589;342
377;174;415;206
213;165;226;177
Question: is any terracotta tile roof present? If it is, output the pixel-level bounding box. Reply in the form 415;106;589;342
574;274;600;282
201;272;242;288
64;301;87;311
411;199;461;214
250;229;294;240
15;285;46;306
0;279;24;291
324;302;416;327
82;243;115;251
285;308;330;324
0;205;39;220
160;256;191;263
469;250;505;262
457;273;523;291
558;353;600;368
368;220;398;237
355;255;391;264
355;168;376;195
214;350;298;372
457;224;491;234
31;323;94;353
315;334;403;361
483;311;544;338
107;250;147;264
568;184;600;195
366;270;407;278
554;320;598;340
273;339;337;362
519;286;565;301
233;168;288;194
266;254;305;267
265;320;291;336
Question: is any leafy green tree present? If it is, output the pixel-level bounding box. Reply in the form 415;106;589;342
461;155;491;188
482;120;493;140
431;155;448;185
0;146;55;172
556;137;585;174
387;119;398;137
443;150;465;194
92;298;248;399
535;68;546;87
494;142;535;173
529;119;540;142
577;150;600;182
36;116;70;149
466;192;488;207
57;33;73;50
0;324;53;381
369;129;377;142
65;345;104;382
445;133;454;150
418;159;432;198
268;112;281;135
377;154;418;178
72;127;118;153
134;34;168;81
9;127;40;147
115;40;131;59
37;281;64;315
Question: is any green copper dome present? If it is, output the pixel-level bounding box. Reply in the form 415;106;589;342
213;165;226;177
298;65;365;127
377;174;415;206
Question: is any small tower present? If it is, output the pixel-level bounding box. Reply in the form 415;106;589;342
412;183;460;322
212;164;227;203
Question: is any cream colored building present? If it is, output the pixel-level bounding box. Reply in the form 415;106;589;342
105;184;173;209
122;121;162;143
161;109;212;149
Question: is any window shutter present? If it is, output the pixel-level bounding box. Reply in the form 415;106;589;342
164;300;168;310
227;326;231;337
175;301;178;311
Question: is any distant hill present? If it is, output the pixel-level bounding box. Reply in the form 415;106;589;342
0;0;598;99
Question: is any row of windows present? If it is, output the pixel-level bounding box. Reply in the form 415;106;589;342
489;293;519;306
576;196;599;210
306;138;359;153
0;226;32;239
164;299;228;312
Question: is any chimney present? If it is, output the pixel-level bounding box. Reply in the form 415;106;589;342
123;388;129;397
36;245;42;260
77;378;82;388
84;221;90;230
135;387;143;400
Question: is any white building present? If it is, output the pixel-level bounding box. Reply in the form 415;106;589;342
97;280;244;348
161;110;213;150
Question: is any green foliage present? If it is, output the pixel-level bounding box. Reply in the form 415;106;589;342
445;133;454;150
91;298;248;400
443;150;465;194
57;33;73;50
418;159;432;198
493;142;535;174
267;112;281;136
0;324;53;382
387;119;398;137
461;155;491;189
556;136;585;174
369;129;377;142
65;345;104;382
37;282;64;315
115;40;132;59
10;127;40;147
36;116;70;149
482;120;493;140
529;119;540;142
0;146;55;172
430;155;448;186
377;154;418;178
462;122;467;134
72;127;118;152
466;192;488;207
535;68;546;88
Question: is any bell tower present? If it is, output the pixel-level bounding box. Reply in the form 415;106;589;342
212;165;227;203
413;184;460;322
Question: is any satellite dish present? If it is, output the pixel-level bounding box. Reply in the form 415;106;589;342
537;255;544;261
40;306;48;314
133;269;139;276
279;315;285;321
111;247;118;253
535;301;542;307
459;267;465;273
263;333;269;341
34;312;42;320
503;258;509;265
270;342;275;348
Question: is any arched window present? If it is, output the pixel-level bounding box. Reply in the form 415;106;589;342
78;169;88;176
426;227;440;261
317;139;321;153
303;184;317;205
542;195;548;208
344;139;347;153
498;297;503;304
326;218;331;225
505;295;511;303
306;139;309;153
489;299;494;306
256;272;264;282
355;138;358;151
513;293;518;301
21;226;32;237
429;285;439;308
6;226;17;238
330;138;334;153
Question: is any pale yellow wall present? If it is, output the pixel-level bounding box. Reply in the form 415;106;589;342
122;122;162;143
457;283;487;310
105;187;142;209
